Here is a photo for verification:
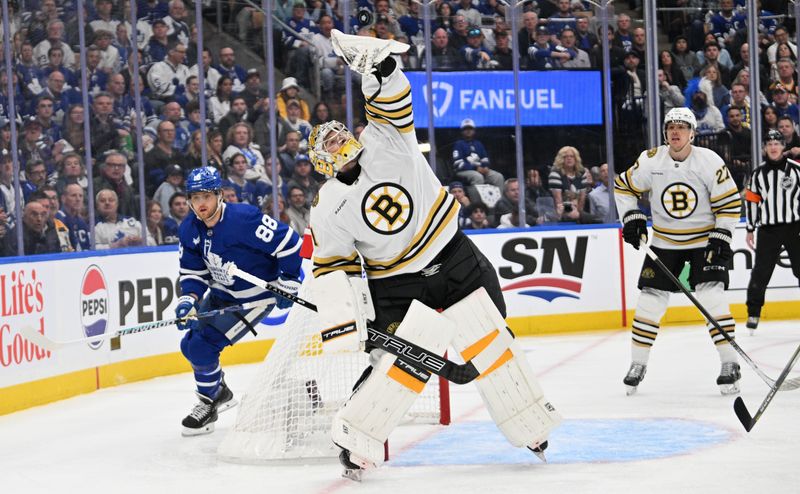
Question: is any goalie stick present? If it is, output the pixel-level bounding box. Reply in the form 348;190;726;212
19;300;274;351
733;343;800;432
643;244;800;391
229;265;481;385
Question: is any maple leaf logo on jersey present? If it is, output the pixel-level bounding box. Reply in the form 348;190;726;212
193;236;200;246
205;251;236;286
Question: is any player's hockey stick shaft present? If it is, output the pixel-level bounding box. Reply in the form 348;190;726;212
230;266;480;384
19;300;273;351
643;244;800;391
733;343;800;431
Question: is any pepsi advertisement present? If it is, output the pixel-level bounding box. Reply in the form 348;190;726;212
406;70;603;128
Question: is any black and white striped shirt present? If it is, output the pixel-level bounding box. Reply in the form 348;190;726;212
745;158;800;231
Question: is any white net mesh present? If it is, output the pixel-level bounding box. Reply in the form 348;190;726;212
218;282;445;463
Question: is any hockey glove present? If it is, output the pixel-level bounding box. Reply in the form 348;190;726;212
175;295;199;331
704;228;733;271
274;275;301;310
622;209;648;249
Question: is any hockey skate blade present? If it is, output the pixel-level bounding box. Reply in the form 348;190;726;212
527;440;549;463
216;398;238;414
625;385;638;396
719;382;741;396
342;467;363;482
181;423;215;437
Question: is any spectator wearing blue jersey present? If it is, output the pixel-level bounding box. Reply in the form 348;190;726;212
283;0;318;89
57;182;91;251
175;166;302;435
144;18;170;65
548;0;577;36
527;25;571;70
460;25;493;69
452;118;504;204
222;152;267;206
708;0;744;49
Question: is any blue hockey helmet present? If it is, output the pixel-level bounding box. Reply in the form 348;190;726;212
186;166;222;195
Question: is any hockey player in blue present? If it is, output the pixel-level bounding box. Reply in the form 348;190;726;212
175;166;303;436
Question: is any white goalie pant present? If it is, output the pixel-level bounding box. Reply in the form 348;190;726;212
442;287;562;449
331;300;455;468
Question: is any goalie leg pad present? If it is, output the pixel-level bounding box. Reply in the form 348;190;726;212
331;300;455;467
311;271;375;353
442;287;562;449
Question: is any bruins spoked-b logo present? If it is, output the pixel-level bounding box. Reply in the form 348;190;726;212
661;182;698;219
362;182;413;234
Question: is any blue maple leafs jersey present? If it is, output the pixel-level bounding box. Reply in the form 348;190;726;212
178;202;302;303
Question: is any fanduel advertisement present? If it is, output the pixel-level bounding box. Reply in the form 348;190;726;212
406;70;603;128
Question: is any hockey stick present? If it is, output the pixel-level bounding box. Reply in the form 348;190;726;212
229;265;481;385
643;244;800;391
19;300;274;351
733;343;800;431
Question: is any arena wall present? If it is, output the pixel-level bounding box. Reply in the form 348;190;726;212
1;223;797;415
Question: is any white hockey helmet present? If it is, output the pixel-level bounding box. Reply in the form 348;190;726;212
308;120;364;178
663;107;697;141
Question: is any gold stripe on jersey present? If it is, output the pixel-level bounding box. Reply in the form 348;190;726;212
625;165;648;194
365;101;412;120
312;251;362;277
363;190;458;276
710;188;739;204
711;199;743;215
313;264;363;277
652;223;714;244
652;224;714;235
653;232;710;245
365;113;415;133
365;84;415;133
372;84;411;104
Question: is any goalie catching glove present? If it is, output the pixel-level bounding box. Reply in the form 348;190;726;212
310;270;374;353
330;28;409;76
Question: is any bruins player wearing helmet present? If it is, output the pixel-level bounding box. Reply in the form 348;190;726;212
307;30;560;481
615;107;744;396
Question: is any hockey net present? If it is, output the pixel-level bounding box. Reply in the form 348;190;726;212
218;279;450;463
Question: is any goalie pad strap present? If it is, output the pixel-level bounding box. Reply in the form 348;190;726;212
311;271;373;353
331;300;455;467
460;327;515;378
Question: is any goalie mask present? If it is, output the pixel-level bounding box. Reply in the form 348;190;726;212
308;120;364;178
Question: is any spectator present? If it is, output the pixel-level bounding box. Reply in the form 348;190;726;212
454;0;482;28
574;15;598;53
287;154;320;207
283;99;313;146
283;0;317;89
221;186;239;203
56;104;87;159
769;43;797;84
434;2;454;33
310;101;332;126
90;92;124;159
174;75;201;107
276;77;311;121
223;122;265;181
278;129;303;178
725;106;751;177
208;76;234;124
707;0;743;49
733;68;769;109
146;199;179;245
57;182;90;251
462;202;492;230
629;27;646;64
452;118;504;204
19;118;55;176
113;23;135;68
222;152;268;206
153;163;185;215
214;46;247;93
17;41;43;98
732;43;769;93
146;120;185;188
493;178;538;227
766;25;797;65
164;0;190;46
26;0;60;47
189;47;222;98
41;71;79;125
90;0;119;37
672;35;701;84
768;58;798;103
460;25;493;69
398;0;425;45
160;101;191;152
94;189;154;249
560;27;591;68
147;41;190;104
21;159;48;202
517;11;539;65
659;68;686;114
423;27;461;70
612;13;632;52
659;50;687;90
34;20;76;69
527;25;570;70
286;185;311;233
311;14;345;103
168;191;190;223
53;152;89;197
261;193;290;224
95;151;139;218
144;18;170;65
548;0;577;35
695;41;732;86
448;181;472;228
449;14;470;51
491;30;513;70
38;46;77;88
548;146;591;223
691;90;725;135
240;69;270;113
762;104;779;134
94;30;121;73
588;163;610;221
30;187;72;252
771;84;799;124
720;83;752;128
2;201;62;256
218;95;258;142
699;64;730;109
0;154;14;229
777;115;800;159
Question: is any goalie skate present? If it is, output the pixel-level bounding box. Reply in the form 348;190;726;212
716;362;741;395
623;363;647;396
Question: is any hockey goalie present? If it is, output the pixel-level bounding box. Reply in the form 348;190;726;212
306;29;562;481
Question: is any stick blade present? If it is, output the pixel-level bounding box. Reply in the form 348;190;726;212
19;325;60;351
733;396;755;432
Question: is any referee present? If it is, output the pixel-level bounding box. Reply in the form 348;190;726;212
744;129;800;332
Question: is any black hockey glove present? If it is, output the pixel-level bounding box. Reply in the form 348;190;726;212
622;210;648;249
704;228;733;271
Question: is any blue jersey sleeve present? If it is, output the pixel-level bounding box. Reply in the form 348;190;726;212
238;207;303;279
178;216;211;299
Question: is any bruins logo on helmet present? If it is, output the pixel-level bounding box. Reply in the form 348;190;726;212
361;182;413;235
661;182;698;219
646;147;658;158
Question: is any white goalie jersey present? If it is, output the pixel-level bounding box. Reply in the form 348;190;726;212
614;145;742;249
309;66;459;279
